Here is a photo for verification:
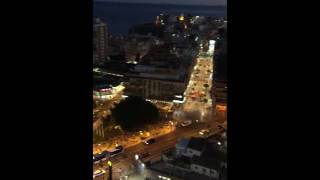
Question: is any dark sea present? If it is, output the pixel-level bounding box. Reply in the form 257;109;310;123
93;1;227;36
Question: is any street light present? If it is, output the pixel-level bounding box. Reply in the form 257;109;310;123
108;160;112;167
107;161;112;180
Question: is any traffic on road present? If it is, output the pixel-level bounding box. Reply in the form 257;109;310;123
92;42;227;180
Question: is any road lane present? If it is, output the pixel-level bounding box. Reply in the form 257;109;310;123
93;117;226;179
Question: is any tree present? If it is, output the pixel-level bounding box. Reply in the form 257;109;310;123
111;96;160;131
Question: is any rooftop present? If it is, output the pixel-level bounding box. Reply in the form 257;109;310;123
171;156;191;169
202;143;227;162
176;138;190;149
140;44;181;69
186;138;227;169
93;75;123;90
192;155;221;169
187;137;207;152
93;18;106;27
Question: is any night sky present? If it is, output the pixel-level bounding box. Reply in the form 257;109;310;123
95;0;227;6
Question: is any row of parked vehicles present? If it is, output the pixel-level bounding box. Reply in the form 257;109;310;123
93;139;157;178
93;147;120;178
93;137;158;165
93;169;106;179
179;119;226;137
93;145;124;164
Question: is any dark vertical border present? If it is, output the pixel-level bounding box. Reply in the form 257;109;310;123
228;0;276;179
0;0;93;179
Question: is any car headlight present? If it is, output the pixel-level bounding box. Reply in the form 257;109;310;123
134;154;139;160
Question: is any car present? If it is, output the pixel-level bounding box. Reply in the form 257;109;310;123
93;169;106;178
199;129;210;136
135;152;150;160
181;120;192;127
144;138;156;145
140;136;148;140
139;152;150;159
93;150;109;164
110;145;124;157
115;145;123;150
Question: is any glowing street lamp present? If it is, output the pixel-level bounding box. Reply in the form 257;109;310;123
107;160;112;180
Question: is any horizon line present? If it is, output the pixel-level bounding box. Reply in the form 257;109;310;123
93;0;227;7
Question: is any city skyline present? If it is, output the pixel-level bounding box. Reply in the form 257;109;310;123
93;4;227;179
94;0;227;6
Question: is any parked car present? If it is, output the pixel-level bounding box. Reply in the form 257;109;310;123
181;120;192;127
115;145;123;150
110;145;124;157
144;138;156;145
93;169;106;179
199;129;210;136
217;125;225;130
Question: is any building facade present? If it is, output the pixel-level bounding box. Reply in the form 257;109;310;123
190;164;219;179
126;76;186;101
125;44;189;101
162;137;227;180
93;18;108;65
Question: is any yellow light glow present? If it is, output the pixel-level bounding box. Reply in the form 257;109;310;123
108;161;112;166
179;15;184;21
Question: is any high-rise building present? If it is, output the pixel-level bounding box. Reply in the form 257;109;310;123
93;18;108;65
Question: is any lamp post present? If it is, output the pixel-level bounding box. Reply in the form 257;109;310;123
107;161;112;180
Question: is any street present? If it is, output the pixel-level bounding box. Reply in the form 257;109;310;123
94;117;225;179
181;49;215;124
93;45;227;180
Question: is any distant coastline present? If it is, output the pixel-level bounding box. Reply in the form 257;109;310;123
94;1;227;35
93;0;227;7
